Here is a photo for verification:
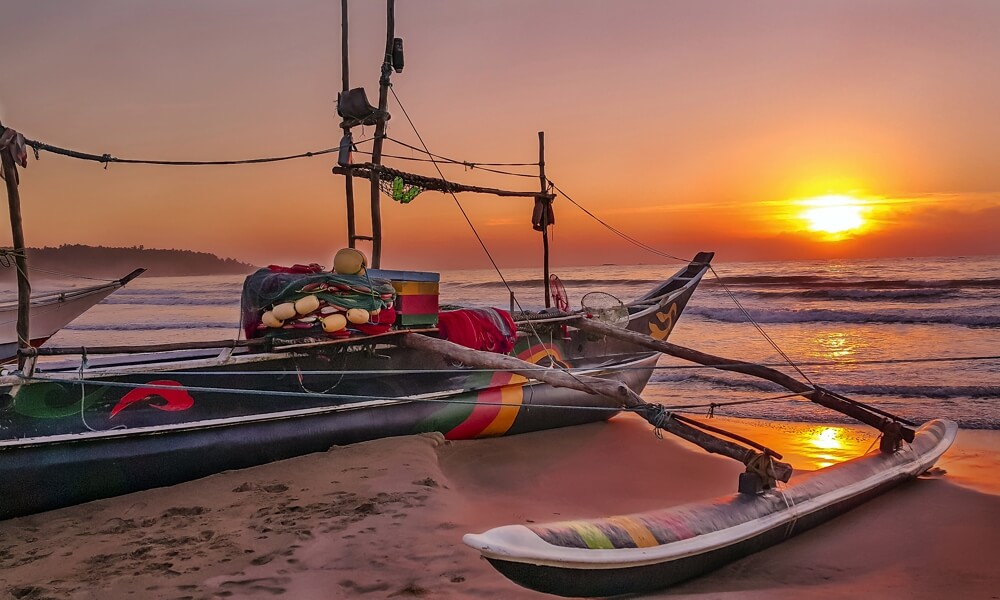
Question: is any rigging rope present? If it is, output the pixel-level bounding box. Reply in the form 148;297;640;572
549;179;816;386
17;354;999;374
708;265;815;385
384;136;539;169
386;86;560;369
2;127;375;167
353;145;538;179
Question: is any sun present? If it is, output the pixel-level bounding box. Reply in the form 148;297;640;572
798;194;868;239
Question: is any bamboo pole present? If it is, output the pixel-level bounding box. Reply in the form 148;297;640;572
0;121;31;370
341;0;358;249
368;0;396;268
539;131;551;308
398;332;792;481
572;317;916;447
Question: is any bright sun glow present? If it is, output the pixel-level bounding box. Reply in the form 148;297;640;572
798;194;868;239
811;427;844;450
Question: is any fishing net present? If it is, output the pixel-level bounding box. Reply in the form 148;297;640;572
581;291;629;327
241;268;397;339
379;176;423;204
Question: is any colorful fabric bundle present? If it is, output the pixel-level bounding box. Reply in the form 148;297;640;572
241;266;397;340
436;308;517;354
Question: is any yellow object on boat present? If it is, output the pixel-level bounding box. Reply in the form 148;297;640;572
294;294;321;315
334;248;367;275
261;311;284;328
346;308;370;324
322;313;348;332
272;303;297;321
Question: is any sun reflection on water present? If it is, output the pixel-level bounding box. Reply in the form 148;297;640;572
787;425;878;469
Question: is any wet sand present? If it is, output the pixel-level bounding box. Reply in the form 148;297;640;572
1;415;998;599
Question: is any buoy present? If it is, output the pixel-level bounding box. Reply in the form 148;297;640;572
272;302;297;321
294;294;321;315
261;311;284;328
334;248;367;275
346;308;370;324
322;313;348;332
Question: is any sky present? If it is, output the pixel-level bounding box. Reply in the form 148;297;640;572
1;0;999;270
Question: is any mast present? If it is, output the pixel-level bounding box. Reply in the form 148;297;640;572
0;121;32;369
368;0;397;268
538;131;551;307
340;0;357;249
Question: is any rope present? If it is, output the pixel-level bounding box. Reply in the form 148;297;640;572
386;86;558;369
0;248;26;269
707;266;815;385
8;128;375;167
18;353;1000;376
383;136;538;169
353;145;537;178
26;267;117;282
549;178;815;388
20;373;625;414
550;182;691;264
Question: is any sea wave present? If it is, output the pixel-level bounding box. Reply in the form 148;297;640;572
709;276;1000;289
744;288;955;301
100;294;238;306
685;306;1000;327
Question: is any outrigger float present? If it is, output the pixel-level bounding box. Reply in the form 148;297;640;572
0;1;956;596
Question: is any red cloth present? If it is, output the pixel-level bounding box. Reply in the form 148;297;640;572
267;263;324;274
352;307;397;336
437;308;517;353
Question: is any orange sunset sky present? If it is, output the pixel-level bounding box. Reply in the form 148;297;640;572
2;1;999;270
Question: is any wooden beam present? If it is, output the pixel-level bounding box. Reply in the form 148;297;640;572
397;332;792;481
0;121;31;370
572;317;916;447
539;131;551;308
368;0;396;268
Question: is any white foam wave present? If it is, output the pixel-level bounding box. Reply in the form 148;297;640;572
687;306;1000;327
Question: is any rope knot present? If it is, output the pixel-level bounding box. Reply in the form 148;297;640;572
645;403;673;439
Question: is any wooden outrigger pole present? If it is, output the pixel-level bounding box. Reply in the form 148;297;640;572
571;317;917;450
399;332;794;488
0;121;31;370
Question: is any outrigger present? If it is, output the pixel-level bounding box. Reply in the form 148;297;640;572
0;2;955;597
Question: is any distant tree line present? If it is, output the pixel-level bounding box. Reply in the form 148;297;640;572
1;244;258;279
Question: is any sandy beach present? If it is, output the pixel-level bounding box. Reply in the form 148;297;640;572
2;414;998;599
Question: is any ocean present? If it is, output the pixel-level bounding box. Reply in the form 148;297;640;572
23;255;1000;429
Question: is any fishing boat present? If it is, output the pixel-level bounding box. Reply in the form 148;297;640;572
0;268;145;362
0;2;956;596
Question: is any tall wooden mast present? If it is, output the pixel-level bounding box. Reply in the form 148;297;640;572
0;121;32;369
538;131;551;307
340;0;357;249
367;0;397;268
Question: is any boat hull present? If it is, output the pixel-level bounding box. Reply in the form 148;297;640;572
0;255;713;520
0;268;144;362
0;354;657;520
464;419;958;597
